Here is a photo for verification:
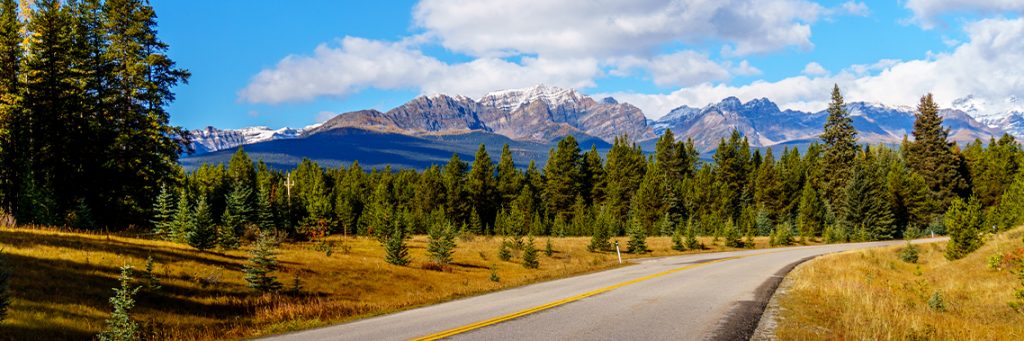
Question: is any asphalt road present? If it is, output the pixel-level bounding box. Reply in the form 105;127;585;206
261;238;944;341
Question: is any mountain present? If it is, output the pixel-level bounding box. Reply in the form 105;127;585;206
189;124;320;154
655;97;1004;152
952;94;1024;139
313;84;655;143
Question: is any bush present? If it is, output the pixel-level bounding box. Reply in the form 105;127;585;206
544;237;553;257
899;242;919;264
489;265;500;282
498;240;512;261
928;291;945;312
671;228;685;251
770;222;794;247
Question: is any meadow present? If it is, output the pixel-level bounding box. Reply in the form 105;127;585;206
775;228;1024;339
0;226;798;340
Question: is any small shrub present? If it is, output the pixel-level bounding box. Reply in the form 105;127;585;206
288;273;302;297
988;253;1004;271
671;228;685;251
498;240;512;261
544;237;553;257
928;291;945;312
626;217;648;254
770;222;794;247
243;231;282;293
522;236;539;269
899;242;920;264
489;265;500;282
142;256;161;291
312;240;334;257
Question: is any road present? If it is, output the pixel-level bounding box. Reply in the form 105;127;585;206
261;238;944;341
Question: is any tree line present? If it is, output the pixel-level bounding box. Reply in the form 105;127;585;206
0;0;190;229
151;85;1024;254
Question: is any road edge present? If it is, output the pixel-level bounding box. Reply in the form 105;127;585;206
708;255;816;341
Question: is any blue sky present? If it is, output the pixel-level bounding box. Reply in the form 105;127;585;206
152;1;1024;130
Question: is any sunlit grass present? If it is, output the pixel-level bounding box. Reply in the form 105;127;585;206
0;226;811;340
776;228;1024;340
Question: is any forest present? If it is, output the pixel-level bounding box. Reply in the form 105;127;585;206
150;86;1024;259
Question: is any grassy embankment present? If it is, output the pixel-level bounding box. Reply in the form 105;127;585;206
0;226;812;340
776;228;1024;339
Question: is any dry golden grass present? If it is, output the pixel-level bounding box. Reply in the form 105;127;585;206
776;229;1024;340
0;226;810;340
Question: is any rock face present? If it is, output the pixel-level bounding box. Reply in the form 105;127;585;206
314;84;656;143
654;97;1003;152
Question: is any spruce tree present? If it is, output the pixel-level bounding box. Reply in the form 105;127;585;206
150;184;176;237
521;235;539;269
820;85;858;208
98;265;141;341
796;182;824;238
255;184;275;231
468;144;496;229
0;0;22;213
945;197;983;260
906;93;969;218
588;205;612;252
723;218;743;248
496;144;522;207
170;190;191;241
186;196;216;251
427;220;456;267
243;231;282;293
443;153;470;224
841;155;896;241
383;220;410;266
626;215;648;254
467;207;482;235
604;136;646;222
671;225;685;251
684;219;700;250
713;129;752;220
544;136;583;218
582;144;606;203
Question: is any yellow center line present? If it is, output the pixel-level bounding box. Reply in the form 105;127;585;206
411;249;786;340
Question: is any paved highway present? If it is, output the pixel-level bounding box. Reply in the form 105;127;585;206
261;238;944;341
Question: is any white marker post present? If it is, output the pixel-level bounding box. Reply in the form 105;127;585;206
615;241;622;264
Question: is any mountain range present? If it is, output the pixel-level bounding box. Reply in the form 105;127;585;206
183;85;1012;169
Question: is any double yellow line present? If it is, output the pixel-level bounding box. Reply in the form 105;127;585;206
413;250;778;340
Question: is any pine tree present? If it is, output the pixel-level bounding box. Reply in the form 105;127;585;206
427;220;456;267
521;235;539;269
544;237;553;256
820;84;858;208
588;205;612;252
713;129;752;220
841;155;896;241
98;265;141;341
993;174;1024;230
0;248;9;322
186;196;216;251
907;93;969;219
468;144;496;230
243;231;282;293
626;214;648;254
170;189;191;241
443;153;470;224
945;197;983;260
255;184;275;231
796;182;824;238
684;219;700;250
383;220;410;266
671;225;685;251
220;183;251;249
467;207;482;235
544;136;583;218
0;0;22;214
496;144;522;207
582;144;606;203
498;238;512;261
723;218;743;248
604;136;646;222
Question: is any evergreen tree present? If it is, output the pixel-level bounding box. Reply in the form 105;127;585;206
467;207;482;235
907;93;969;218
582;144;606;203
723;218;743;248
169;189;191;241
633;162;666;235
427;220;457;267
243;231;282;293
101;0;191;227
544;136;582;217
255;183;275;231
186;196;216;251
227;147;256;189
820;85;858;208
498;238;512;261
467;144;497;228
671;225;684;251
796;182;824;238
150;184;176;237
604;136;646;222
496;144;522;207
443;153;470;224
713;129;752;220
626;214;648;253
588;205;612;252
841;154;896;241
382;219;410;266
521;235;539;269
945;197;983;260
684;219;700;250
0;0;22;214
221;182;252;240
993;174;1024;230
98;265;140;341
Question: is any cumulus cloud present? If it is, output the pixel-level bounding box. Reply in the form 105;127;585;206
605;18;1024;119
802;62;828;76
413;0;824;57
839;1;869;16
238;37;603;103
905;0;1024;28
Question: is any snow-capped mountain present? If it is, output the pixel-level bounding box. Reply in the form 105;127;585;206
953;95;1024;139
189;124;321;154
655;97;1003;151
313;84;655;143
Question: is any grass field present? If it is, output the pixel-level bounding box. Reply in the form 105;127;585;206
775;228;1024;340
0;226;805;340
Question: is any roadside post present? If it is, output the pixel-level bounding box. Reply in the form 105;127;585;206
615;241;622;264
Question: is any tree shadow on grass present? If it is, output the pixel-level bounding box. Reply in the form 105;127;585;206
0;229;246;268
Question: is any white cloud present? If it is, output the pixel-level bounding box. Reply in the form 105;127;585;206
840;1;869;16
413;0;824;58
605;18;1024;119
905;0;1024;28
802;62;828;76
239;37;602;103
